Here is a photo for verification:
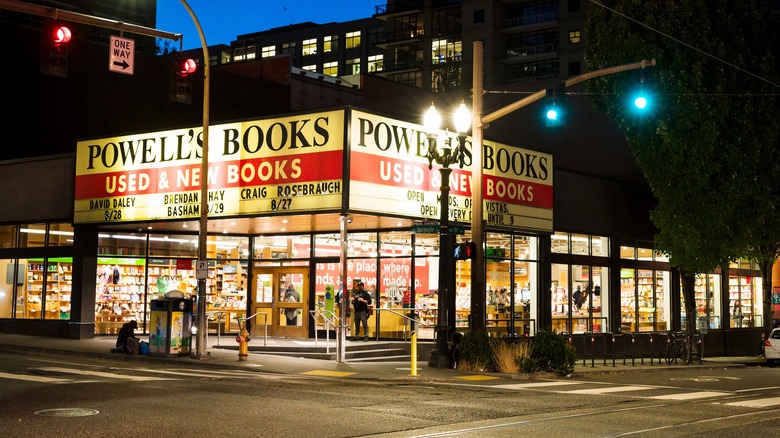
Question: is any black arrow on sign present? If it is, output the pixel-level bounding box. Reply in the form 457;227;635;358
113;60;129;70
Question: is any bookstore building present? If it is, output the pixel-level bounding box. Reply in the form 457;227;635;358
0;107;771;356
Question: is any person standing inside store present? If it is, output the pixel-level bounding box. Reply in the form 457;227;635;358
572;286;583;310
732;299;743;328
283;284;300;326
351;281;372;341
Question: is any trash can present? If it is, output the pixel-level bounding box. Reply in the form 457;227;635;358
149;297;193;357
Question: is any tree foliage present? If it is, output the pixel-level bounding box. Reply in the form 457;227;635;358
585;1;780;336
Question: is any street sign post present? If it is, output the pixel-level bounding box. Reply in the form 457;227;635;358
109;35;134;75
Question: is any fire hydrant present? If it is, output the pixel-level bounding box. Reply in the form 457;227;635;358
237;325;250;361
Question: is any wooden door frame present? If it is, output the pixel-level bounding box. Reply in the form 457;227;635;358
251;266;309;338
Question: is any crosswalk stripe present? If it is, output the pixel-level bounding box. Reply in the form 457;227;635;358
0;371;71;383
725;397;780;408
564;385;652;395
494;381;584;390
35;367;173;381
650;391;730;400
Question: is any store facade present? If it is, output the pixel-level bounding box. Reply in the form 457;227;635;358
0;108;770;356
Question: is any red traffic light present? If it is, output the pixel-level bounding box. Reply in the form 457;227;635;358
176;58;197;76
52;26;71;45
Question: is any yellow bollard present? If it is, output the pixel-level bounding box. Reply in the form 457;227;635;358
410;331;418;376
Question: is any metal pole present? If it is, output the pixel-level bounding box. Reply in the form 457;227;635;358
429;166;453;368
337;214;349;363
179;0;210;359
470;40;486;332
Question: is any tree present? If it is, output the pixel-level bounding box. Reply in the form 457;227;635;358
584;0;780;353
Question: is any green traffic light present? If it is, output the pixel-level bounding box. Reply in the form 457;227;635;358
546;108;559;120
634;96;648;109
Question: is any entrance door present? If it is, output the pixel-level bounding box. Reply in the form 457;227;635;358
252;267;308;338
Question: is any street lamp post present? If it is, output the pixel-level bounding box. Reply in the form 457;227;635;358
424;102;470;368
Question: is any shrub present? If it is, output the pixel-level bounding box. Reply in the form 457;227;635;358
457;331;493;371
522;330;577;375
491;338;530;374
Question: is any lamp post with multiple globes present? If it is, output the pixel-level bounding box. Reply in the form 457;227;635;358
423;101;471;368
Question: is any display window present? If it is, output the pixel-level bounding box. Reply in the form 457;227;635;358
620;268;669;332
553;263;605;333
0;258;18;318
694;273;722;329
727;273;762;328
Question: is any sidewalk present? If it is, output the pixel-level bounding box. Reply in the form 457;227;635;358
0;333;762;382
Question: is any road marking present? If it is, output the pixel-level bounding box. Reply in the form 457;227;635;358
35;367;173;381
494;381;583;389
725;397;780;408
457;375;501;381
564;385;652;395
649;391;730;400
302;370;356;377
0;371;71;383
122;367;261;378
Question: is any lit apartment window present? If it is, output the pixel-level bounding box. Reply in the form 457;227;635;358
323;61;338;76
303;64;317;72
262;45;276;58
368;54;383;72
303;38;318;56
323;35;338;53
432;38;462;64
346;58;361;74
569;30;581;44
233;47;246;61
346;31;361;49
246;45;257;60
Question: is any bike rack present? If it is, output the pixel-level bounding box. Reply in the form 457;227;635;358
582;331;596;368
603;332;617;367
623;332;637;366
640;332;658;365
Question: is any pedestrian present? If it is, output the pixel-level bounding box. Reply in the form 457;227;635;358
450;331;464;369
283;284;300;326
111;320;139;354
351;281;372;341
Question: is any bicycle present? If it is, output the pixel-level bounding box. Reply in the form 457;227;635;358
664;331;691;365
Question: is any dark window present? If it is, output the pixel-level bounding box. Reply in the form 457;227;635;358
568;61;581;76
568;0;581;13
474;9;485;23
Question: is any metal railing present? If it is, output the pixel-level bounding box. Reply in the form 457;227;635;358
236;311;268;346
374;307;428;341
309;309;340;353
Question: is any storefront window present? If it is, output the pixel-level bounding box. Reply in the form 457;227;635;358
551;232;569;253
621;268;670;332
728;274;762;328
255;235;310;260
570;233;588;255
694;273;722;329
48;223;74;247
380;231;412;257
19;223;46;248
349;233;378;258
0;258;21;318
96;257;145;334
620;268;636;331
591;235;609;257
313;233;341;258
620;245;636;259
98;232;147;256
0;225;18;248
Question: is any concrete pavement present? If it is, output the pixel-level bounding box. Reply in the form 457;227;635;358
0;333;766;382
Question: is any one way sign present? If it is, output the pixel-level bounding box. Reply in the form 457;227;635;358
109;35;134;75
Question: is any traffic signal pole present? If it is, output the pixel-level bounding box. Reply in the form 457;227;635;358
470;40;655;333
0;0;181;42
178;0;211;360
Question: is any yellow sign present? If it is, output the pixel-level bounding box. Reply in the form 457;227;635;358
74;111;345;224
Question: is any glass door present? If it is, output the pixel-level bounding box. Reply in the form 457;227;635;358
252;267;308;338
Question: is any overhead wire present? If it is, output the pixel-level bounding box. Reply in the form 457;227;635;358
589;0;780;89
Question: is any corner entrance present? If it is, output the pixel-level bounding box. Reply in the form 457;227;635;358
252;267;309;338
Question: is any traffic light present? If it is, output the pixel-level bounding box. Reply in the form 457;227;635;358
170;57;197;104
40;20;72;77
454;242;476;261
544;82;566;127
630;73;652;113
